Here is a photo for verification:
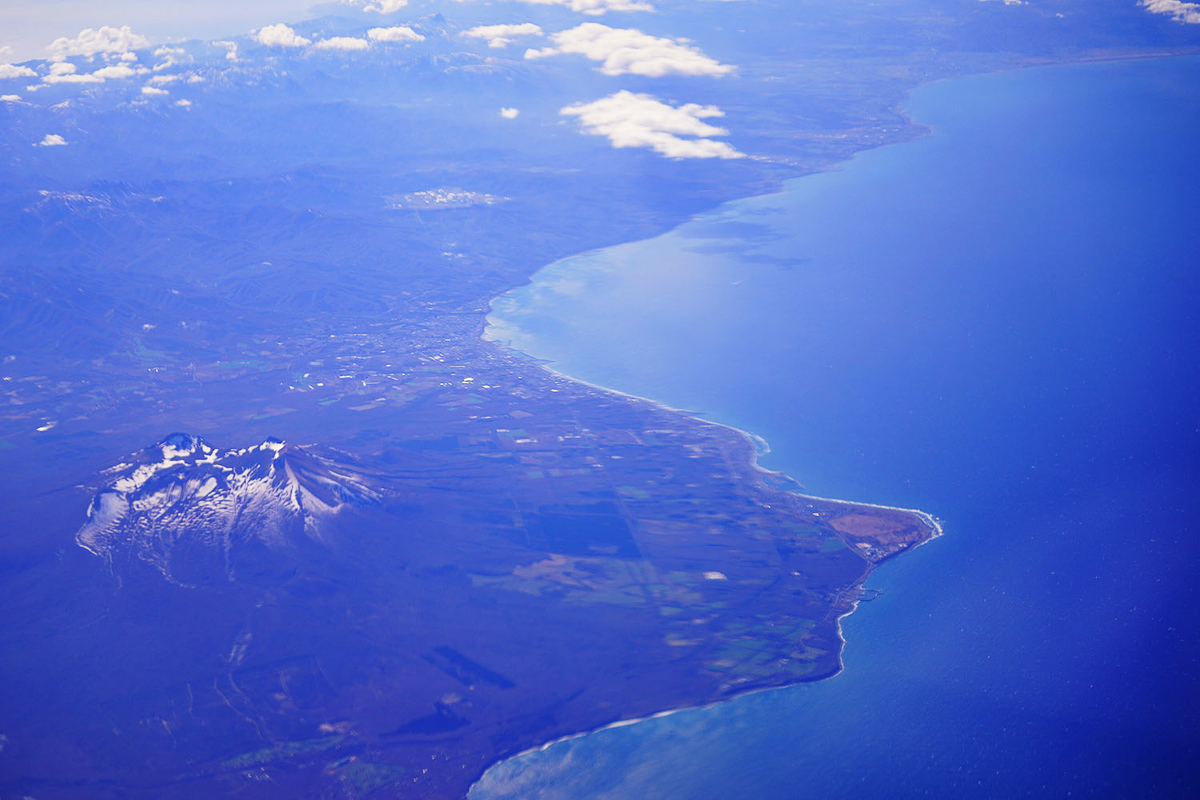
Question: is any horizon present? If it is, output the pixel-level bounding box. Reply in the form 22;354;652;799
0;0;324;63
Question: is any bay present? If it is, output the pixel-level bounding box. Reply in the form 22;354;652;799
475;58;1200;798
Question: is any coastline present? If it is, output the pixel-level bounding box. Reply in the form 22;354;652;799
474;184;946;800
1;4;1195;790
468;50;1199;798
485;339;944;546
469;678;829;797
470;341;943;798
468;510;933;799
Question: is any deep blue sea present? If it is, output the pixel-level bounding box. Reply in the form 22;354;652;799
475;58;1200;798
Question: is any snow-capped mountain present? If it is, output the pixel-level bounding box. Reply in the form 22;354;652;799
77;433;381;584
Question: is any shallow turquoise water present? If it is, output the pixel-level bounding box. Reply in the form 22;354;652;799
477;58;1200;798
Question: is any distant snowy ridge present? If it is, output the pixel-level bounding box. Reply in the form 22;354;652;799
77;433;381;584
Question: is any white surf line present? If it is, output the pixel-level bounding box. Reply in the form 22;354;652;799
472;495;935;786
469;345;945;761
492;342;944;543
476;298;945;793
467;678;815;794
797;491;945;542
471;84;959;793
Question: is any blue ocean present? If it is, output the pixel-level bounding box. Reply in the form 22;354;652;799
475;58;1200;798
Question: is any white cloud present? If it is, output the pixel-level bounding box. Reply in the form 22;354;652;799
175;99;192;107
342;0;409;12
149;74;179;84
214;41;239;62
500;106;521;118
561;90;743;159
153;55;181;71
0;64;37;79
141;85;168;95
41;62;103;84
368;26;425;43
91;64;138;79
1142;0;1200;22
36;134;68;147
456;0;653;14
41;73;102;84
312;37;371;51
1;94;22;102
153;46;185;57
39;61;143;85
47;26;148;62
254;24;311;48
526;23;733;77
463;23;544;48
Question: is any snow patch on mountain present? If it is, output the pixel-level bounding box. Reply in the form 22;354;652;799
77;433;381;584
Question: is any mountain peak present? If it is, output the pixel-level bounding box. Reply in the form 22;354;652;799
77;435;381;585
